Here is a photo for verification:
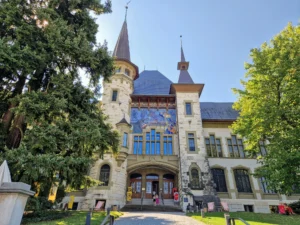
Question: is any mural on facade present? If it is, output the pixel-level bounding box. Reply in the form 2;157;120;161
131;108;177;134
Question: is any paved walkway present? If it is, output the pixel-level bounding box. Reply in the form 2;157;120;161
114;212;205;225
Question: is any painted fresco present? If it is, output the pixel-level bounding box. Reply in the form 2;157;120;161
131;108;177;134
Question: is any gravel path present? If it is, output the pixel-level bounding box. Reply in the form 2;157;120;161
114;212;205;225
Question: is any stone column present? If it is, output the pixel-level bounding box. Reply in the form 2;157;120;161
159;173;163;194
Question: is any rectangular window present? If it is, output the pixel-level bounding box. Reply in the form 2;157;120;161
227;135;245;158
146;132;150;155
259;141;268;156
133;136;143;154
205;135;223;157
156;132;160;155
185;102;192;115
112;90;118;102
150;129;155;155
122;133;128;147
259;177;275;194
188;133;195;151
115;67;121;73
163;136;173;155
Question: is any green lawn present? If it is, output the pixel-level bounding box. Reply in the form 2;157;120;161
26;211;123;225
188;212;300;225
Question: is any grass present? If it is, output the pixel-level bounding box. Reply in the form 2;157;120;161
26;211;123;225
188;212;300;225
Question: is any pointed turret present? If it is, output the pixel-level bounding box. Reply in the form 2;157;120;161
113;20;130;61
112;5;139;80
177;39;194;84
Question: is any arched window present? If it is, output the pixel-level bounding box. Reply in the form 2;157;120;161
115;67;121;73
211;168;227;192
99;164;110;186
190;168;200;189
234;169;252;193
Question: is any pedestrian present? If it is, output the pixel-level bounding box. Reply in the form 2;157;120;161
186;203;191;213
153;191;156;206
155;194;159;205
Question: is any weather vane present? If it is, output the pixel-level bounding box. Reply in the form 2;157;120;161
125;1;131;21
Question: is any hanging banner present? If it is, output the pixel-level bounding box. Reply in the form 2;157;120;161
68;195;75;209
174;192;179;202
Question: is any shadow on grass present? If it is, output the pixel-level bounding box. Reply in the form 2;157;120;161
187;212;300;225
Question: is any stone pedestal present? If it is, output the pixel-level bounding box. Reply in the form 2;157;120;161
0;182;35;225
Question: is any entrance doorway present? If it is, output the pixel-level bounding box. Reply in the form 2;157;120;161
152;181;159;195
130;173;142;198
163;174;175;199
145;174;159;199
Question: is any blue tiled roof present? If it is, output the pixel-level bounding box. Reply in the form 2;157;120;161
133;70;173;95
200;102;239;120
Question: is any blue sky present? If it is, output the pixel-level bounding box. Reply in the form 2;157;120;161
94;0;299;102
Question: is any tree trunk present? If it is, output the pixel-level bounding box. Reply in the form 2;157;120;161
2;76;26;134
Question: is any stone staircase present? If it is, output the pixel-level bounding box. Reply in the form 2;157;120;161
122;198;182;212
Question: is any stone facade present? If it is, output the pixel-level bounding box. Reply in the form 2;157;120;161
61;17;300;214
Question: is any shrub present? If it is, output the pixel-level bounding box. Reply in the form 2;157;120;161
289;200;300;214
22;210;71;224
25;196;54;212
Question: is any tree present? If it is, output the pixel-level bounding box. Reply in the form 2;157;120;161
232;23;300;195
0;0;119;195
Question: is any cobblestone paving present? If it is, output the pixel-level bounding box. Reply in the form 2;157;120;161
114;212;204;225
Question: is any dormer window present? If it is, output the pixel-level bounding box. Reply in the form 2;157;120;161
125;69;130;76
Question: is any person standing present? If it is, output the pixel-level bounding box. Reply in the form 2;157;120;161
153;191;156;206
155;193;159;206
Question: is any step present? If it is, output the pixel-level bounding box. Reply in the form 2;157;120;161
121;204;182;212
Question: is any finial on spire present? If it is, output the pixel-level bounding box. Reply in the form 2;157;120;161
180;35;183;47
125;1;131;21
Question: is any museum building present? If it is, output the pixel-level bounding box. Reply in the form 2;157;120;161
63;13;299;213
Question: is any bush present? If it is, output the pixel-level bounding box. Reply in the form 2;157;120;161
22;210;71;224
289;200;300;214
25;196;54;212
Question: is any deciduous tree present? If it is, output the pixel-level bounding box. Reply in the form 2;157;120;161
232;23;300;195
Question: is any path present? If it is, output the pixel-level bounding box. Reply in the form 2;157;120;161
114;212;205;225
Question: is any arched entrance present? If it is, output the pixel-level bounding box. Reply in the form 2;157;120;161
127;167;177;200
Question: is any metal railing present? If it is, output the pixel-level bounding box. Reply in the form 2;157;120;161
140;191;144;211
224;214;250;225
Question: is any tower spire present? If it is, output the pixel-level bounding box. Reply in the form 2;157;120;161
177;36;194;83
113;3;131;61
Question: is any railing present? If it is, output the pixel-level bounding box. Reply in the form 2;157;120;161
160;190;165;210
99;208;115;225
140;191;144;211
224;214;250;225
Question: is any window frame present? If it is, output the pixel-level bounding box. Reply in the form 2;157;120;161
227;135;245;158
259;140;268;156
211;168;228;192
185;102;193;116
190;168;201;190
233;169;252;193
111;90;118;102
99;164;110;186
125;68;130;76
133;135;143;154
122;132;128;147
205;134;223;157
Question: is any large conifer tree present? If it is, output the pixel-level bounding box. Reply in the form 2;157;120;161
0;0;119;193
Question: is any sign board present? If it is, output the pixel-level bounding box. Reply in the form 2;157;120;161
174;192;179;202
184;197;188;202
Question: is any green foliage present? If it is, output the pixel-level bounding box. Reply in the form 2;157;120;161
23;211;107;225
289;200;300;214
232;23;300;195
25;197;55;212
189;212;300;225
22;210;71;224
0;0;119;195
